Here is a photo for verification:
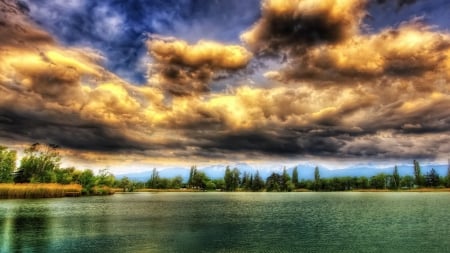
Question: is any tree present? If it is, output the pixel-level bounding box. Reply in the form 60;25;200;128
192;171;209;189
413;160;424;187
205;181;216;191
400;175;414;188
224;166;232;191
79;169;96;194
266;172;282;192
356;176;369;189
231;168;240;190
391;165;400;189
251;170;265;191
170;176;183;189
314;166;320;191
224;166;240;191
425;168;440;187
0;146;16;183
212;178;225;190
54;167;78;184
188;166;197;188
147;168;160;188
15;143;60;183
97;168;115;187
241;171;251;190
292;167;299;188
370;173;387;189
281;167;293;191
446;161;450;188
119;177;132;192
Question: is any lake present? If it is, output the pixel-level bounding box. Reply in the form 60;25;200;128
0;192;449;252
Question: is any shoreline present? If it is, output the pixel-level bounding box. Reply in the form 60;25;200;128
123;188;450;193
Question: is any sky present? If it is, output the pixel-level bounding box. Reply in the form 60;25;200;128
0;0;450;173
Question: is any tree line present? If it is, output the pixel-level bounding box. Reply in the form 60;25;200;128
2;144;450;192
136;161;450;192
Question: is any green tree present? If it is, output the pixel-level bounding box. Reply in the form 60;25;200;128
205;181;216;191
15;143;60;183
241;171;251;190
170;176;183;189
314;166;320;191
391;165;400;189
147;168;160;188
446;163;450;188
192;171;209;189
413;160;424;187
266;172;282;192
224;167;240;191
188;165;197;188
281;167;293;191
213;178;225;190
356;176;369;189
97;168;115;187
292;167;299;188
0;146;16;183
370;173;387;189
425;168;440;187
224;166;232;191
119;177;132;192
79;169;96;194
54;167;78;184
400;175;414;188
251;170;265;191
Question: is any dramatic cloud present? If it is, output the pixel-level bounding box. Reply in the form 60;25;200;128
276;21;450;82
1;0;450;169
147;36;252;96
241;0;367;54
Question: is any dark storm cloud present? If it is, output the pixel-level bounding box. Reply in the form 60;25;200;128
0;109;150;152
186;129;345;157
241;0;366;55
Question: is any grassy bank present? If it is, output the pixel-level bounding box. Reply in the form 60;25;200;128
0;183;82;199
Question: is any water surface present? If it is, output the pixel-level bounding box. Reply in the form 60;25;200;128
1;192;449;252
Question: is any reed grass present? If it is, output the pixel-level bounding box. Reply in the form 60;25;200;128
0;183;82;199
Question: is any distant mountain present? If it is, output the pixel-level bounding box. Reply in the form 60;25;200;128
292;163;449;180
114;162;449;182
115;167;189;182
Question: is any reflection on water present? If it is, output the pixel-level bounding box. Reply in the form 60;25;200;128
1;193;450;252
1;202;50;252
12;206;50;252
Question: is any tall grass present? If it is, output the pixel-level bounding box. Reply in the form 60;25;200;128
0;183;82;199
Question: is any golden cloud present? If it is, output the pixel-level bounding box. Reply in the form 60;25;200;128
147;36;252;96
277;21;450;82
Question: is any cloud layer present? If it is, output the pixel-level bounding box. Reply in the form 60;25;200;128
1;0;450;166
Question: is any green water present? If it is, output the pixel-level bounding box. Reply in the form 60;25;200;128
0;192;449;253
